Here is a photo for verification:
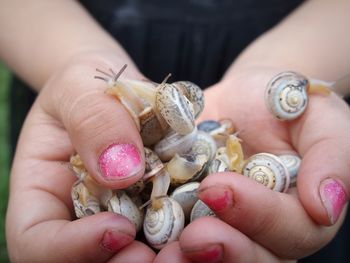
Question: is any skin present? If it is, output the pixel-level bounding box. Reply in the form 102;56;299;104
0;0;349;262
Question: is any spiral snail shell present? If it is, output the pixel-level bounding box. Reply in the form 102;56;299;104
190;200;216;222
265;71;309;120
143;197;185;249
278;154;301;185
242;153;290;192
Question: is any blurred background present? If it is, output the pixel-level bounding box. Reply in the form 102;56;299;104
0;62;10;262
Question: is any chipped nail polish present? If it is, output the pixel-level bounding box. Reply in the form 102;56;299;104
100;230;134;252
320;178;348;224
198;185;233;211
99;143;142;180
183;243;223;263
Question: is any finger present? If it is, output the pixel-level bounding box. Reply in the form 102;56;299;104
41;61;145;189
108;241;156;263
154;242;192;263
8;212;136;263
197;173;341;259
291;94;350;225
179;217;282;263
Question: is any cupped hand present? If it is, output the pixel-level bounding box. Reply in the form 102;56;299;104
6;53;155;262
156;67;350;262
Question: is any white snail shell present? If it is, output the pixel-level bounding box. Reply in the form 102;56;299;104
154;127;198;161
242;153;290;192
190;200;216;222
278;154;301;185
170;182;200;221
156;83;195;135
107;191;144;232
265;71;309;120
144;197;185;249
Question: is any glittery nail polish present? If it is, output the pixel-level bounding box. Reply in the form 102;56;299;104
99;143;142;180
320;178;348;224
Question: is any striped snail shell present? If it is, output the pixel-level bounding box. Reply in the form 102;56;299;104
173;81;204;118
156;83;195;135
144;197;185;249
242;153;290;192
265;71;309;120
278;154;301;185
107;191;144;232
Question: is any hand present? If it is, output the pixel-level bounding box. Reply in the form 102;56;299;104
6;52;155;262
155;67;349;262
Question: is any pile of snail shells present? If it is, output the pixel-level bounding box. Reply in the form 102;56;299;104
70;68;321;250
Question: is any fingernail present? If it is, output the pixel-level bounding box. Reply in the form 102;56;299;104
100;229;135;252
182;243;223;263
99;143;142;180
320;178;348;224
198;185;233;212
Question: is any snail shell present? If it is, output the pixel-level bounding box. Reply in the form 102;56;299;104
265;71;309;120
144;147;165;180
278;154;301;185
190;200;216;222
154;127;198;161
156;83;195;135
107;190;144;232
242;153;290;192
173;81;204;118
170;182;200;221
191;131;217;161
144;197;185;249
71;180;101;218
166;153;208;185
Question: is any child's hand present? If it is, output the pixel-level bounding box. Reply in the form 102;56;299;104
6;53;155;262
155;68;349;262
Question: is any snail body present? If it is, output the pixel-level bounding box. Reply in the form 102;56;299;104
242;153;290;192
144;197;185;249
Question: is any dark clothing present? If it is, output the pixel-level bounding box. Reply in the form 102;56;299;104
10;1;350;261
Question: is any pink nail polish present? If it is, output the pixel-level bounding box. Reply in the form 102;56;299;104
99;143;142;180
320;179;348;224
183;244;223;263
100;230;134;252
199;186;233;211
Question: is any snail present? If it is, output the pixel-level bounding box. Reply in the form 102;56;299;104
265;71;331;120
96;65;200;143
143;196;185;249
278;154;301;185
190;200;216;222
107;190;144;232
170;182;200;221
154;127;198;162
242;153;290;192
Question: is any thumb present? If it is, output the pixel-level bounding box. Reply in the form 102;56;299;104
42;62;145;189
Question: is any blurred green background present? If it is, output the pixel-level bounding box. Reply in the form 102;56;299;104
0;63;10;262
